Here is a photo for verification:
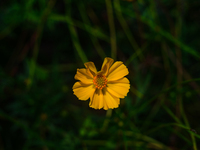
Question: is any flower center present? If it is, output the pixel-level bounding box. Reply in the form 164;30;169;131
93;74;107;89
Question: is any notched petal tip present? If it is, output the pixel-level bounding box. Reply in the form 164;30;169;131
107;62;129;81
103;57;114;65
106;77;130;99
84;62;97;76
101;57;114;76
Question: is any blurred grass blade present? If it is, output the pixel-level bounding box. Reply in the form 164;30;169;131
130;85;143;99
28;0;56;89
78;2;106;60
105;0;117;60
68;23;88;63
65;1;88;63
50;14;109;42
125;131;171;150
116;6;200;58
125;43;147;66
162;105;182;124
114;0;144;61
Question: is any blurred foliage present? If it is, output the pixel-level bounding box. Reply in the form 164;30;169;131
1;0;200;149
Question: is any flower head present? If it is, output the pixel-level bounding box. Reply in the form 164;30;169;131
72;57;130;110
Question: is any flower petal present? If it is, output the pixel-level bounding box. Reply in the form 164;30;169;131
89;89;104;109
101;57;114;76
84;62;97;76
107;77;130;98
74;68;93;84
73;82;95;100
89;88;119;110
107;61;129;81
108;77;130;84
102;88;119;109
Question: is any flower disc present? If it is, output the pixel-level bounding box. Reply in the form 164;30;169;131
93;74;107;89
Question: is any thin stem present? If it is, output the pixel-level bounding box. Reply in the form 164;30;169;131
66;0;88;63
114;0;144;61
105;0;117;60
78;3;106;60
28;0;56;89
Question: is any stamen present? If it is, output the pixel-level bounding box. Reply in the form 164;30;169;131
93;74;107;89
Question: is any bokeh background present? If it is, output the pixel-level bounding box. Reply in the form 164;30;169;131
1;0;200;149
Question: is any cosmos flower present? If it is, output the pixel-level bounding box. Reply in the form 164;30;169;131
72;57;130;110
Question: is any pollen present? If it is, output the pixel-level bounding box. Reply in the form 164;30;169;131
93;74;107;89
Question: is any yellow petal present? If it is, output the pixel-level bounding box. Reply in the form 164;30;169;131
108;77;130;84
102;88;119;109
101;57;114;76
98;91;104;109
107;61;129;81
107;77;130;98
89;89;104;109
89;88;119;110
84;62;97;76
73;82;95;100
74;68;93;84
103;101;109;110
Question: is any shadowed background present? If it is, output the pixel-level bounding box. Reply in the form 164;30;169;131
1;0;200;149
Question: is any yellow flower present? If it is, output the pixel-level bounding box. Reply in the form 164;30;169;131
72;57;130;110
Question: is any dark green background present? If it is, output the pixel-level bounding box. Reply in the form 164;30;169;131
1;0;200;149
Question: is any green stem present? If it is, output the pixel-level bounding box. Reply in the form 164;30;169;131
105;0;117;60
28;0;56;89
66;0;88;63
